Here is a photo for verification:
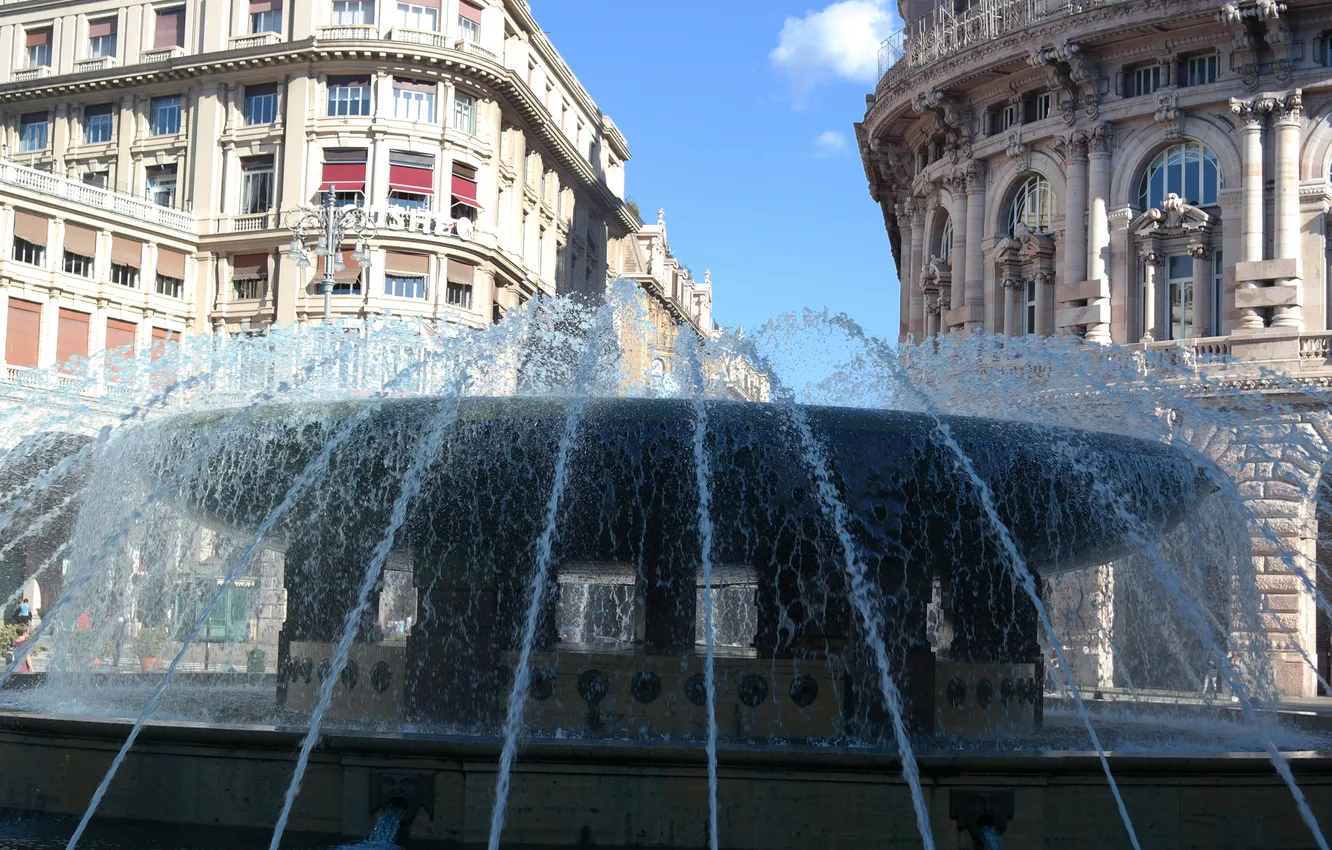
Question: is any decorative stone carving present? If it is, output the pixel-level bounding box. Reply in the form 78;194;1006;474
1001;277;1024;291
1030;41;1099;125
1139;245;1166;265
964;161;987;191
1033;271;1056;288
1266;17;1293;84
1273;89;1302;124
1132;193;1213;236
1154;93;1182;140
1188;241;1212;260
913;90;974;154
1058;130;1089;164
1229;97;1271;127
1006;132;1031;172
1015;223;1055;258
1087;122;1114;154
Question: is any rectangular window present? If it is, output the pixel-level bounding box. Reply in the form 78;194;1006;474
155;274;184;298
89;18;118;58
19;113;49;152
232;253;268;300
1212;248;1224;337
452;91;477;135
1132;65;1160;97
320;249;363;294
56;308;90;371
393;79;435;121
25;28;52;69
446;281;473;308
63;251;94;277
150;96;182;135
1023;279;1037;335
111;263;139;288
388;191;429;210
397;2;438;31
6;299;41;368
241;157;275;214
146;164;177;208
385;274;426;298
1167;254;1193;340
1185;54;1218;86
332;0;375;25
105;318;136;354
1035;92;1052;121
327;76;371;117
458;0;481;41
85;104;114;144
388;150;434;206
245;84;278;125
83;171;109;188
1001;103;1018;131
251;0;282;33
173;580;254;643
320;147;368;196
11;237;44;266
451;162;479;221
154;7;186;50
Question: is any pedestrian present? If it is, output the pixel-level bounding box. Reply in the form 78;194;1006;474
10;625;33;674
1201;648;1219;700
16;598;30;627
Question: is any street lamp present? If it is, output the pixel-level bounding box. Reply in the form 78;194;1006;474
285;187;377;321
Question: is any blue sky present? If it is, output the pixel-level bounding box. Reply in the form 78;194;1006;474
528;0;902;342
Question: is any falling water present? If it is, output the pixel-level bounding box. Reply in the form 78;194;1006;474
368;805;407;845
267;364;474;850
682;332;721;850
486;296;619;850
67;347;462;850
980;825;1002;850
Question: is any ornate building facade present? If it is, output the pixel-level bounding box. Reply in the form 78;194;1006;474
858;0;1332;697
0;0;644;371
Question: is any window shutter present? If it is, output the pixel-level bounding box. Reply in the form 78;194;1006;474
105;318;137;352
250;0;279;11
5;299;41;368
232;253;267;278
25;29;50;47
246;82;278;98
154;8;185;49
447;259;475;284
393;79;435;94
385;252;430;275
459;1;483;24
56;308;90;368
13;211;49;246
88;18;117;39
112;236;142;267
64;223;98;257
157;248;186;279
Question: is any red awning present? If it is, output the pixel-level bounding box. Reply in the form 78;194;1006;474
390;164;434;194
320;161;367;192
451;175;479;207
459;1;482;23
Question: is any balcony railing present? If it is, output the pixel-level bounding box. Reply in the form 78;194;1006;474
878;0;1129;88
317;24;379;40
140;46;185;64
389;27;449;49
458;40;497;60
12;66;51;83
229;32;282;50
0;159;196;234
229;212;276;233
73;56;118;73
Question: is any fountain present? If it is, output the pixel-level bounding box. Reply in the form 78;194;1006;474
0;295;1328;849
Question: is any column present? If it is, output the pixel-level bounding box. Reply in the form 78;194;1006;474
964;161;986;332
906;199;924;341
924;294;938;338
1272;92;1303;330
1231;98;1267;331
1086;125;1114;344
191;253;214;335
1003;279;1019;337
950;177;968;291
190;83;225;224
276;72;312;326
1191;245;1212;339
1062;137;1088;291
1141;247;1162;341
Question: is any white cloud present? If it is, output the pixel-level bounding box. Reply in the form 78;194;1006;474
770;0;897;94
814;130;849;156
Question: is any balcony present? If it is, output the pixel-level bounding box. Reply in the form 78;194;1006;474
458;40;497;60
12;66;51;83
388;27;449;49
73;56;118;73
877;0;1128;88
0;159;196;234
229;32;282;50
141;46;186;64
228;212;277;233
316;24;379;40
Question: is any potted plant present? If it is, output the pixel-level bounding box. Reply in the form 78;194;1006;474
133;627;169;672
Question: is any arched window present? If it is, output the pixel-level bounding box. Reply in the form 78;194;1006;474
938;217;953;264
1007;175;1056;236
1137;142;1220;210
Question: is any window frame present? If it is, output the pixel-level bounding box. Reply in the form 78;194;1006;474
384;273;427;299
110;262;139;289
1006;175;1056;237
1165;254;1194;340
240;159;275;215
393;84;436;122
63;251;94;277
245;87;279;126
251;8;282;34
89;31;117;59
19;114;49;152
397;2;438;31
155;273;184;298
1184;54;1219;87
1034;92;1053;121
84;105;114;144
331;0;376;26
25;31;52;69
446;281;473;310
146;165;178;208
1132;64;1161;98
11;237;45;267
327;78;372;117
1137;142;1221;210
452;90;477;135
149;96;182;136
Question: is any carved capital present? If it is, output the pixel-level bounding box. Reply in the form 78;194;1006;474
1034;271;1056;288
1230;97;1269;128
1274;89;1302;124
1060;130;1089;163
964;161;987;191
1188;241;1212;260
1139;245;1165;266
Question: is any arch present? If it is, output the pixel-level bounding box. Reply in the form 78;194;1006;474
1299;93;1332;183
1110;117;1242;211
985;149;1065;240
929;212;953;263
1136;142;1221;211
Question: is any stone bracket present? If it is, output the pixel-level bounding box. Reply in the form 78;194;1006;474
950;788;1015;846
1057;279;1110;303
1235;285;1301;309
370;770;435;820
1234;257;1301;284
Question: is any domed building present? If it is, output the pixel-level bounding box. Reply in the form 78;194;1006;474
857;0;1332;698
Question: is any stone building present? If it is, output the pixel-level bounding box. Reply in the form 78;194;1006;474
858;0;1332;698
0;0;638;370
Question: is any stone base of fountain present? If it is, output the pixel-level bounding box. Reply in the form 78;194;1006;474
0;712;1326;849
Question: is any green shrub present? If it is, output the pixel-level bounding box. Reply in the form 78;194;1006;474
0;623;24;649
133;626;169;657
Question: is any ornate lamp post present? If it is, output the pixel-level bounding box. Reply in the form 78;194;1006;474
285;188;376;321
